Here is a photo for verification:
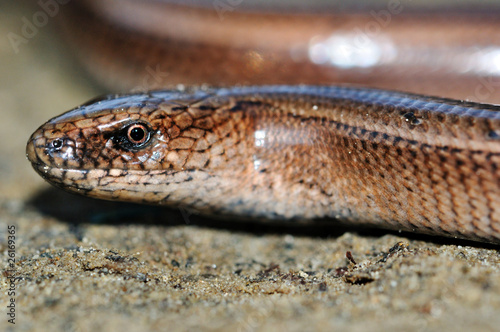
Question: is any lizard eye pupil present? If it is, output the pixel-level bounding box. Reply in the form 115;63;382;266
130;127;144;142
127;124;149;145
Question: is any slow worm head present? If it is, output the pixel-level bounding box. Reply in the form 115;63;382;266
27;86;500;243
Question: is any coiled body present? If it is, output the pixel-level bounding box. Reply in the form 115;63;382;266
26;86;500;243
59;0;500;103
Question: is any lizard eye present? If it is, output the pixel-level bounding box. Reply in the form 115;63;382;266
114;122;152;150
127;123;149;145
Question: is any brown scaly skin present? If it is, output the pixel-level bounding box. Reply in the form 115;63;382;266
27;86;500;243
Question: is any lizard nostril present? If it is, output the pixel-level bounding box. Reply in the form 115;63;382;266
50;138;64;150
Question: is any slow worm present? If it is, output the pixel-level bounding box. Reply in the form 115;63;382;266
26;1;500;243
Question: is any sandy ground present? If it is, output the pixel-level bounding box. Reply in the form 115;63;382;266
1;2;500;332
